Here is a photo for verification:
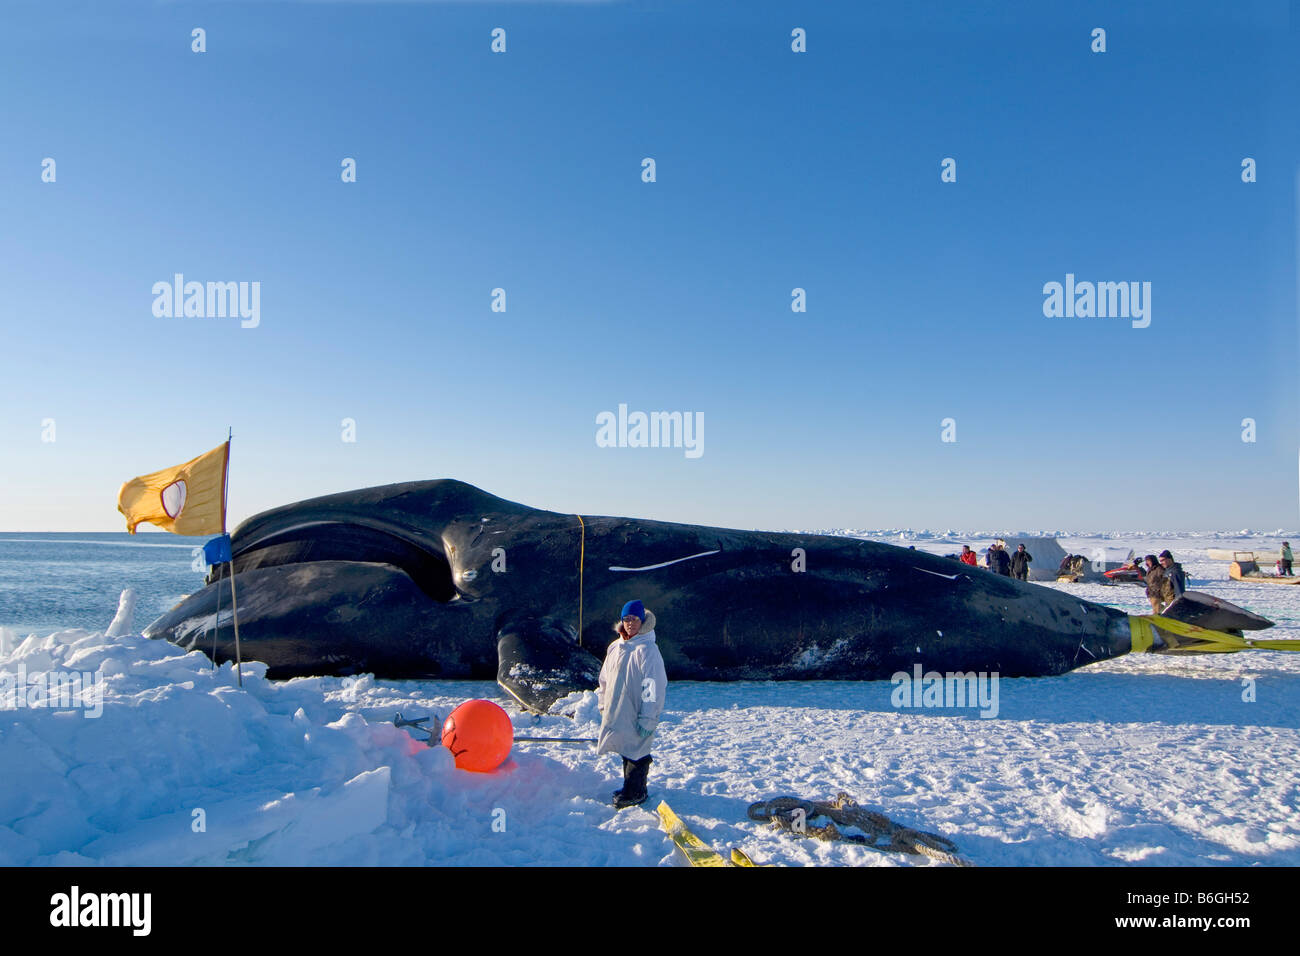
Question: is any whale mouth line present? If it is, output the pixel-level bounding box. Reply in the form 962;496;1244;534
218;519;460;603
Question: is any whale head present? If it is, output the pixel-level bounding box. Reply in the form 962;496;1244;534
143;479;582;685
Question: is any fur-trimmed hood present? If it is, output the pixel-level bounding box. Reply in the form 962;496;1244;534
614;609;656;636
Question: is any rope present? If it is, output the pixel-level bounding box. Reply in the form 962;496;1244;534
747;792;973;867
576;514;585;647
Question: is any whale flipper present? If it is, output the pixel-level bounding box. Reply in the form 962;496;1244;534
496;617;602;714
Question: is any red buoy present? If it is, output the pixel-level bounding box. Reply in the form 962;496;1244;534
441;699;514;772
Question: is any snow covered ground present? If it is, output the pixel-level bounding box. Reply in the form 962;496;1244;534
2;539;1297;866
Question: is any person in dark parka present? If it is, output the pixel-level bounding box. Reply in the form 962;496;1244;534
1010;544;1032;581
1144;554;1171;613
1158;550;1187;599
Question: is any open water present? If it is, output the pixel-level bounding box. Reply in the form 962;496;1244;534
0;532;209;636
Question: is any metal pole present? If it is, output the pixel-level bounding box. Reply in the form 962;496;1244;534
211;561;221;670
224;427;242;687
228;570;244;687
513;736;597;744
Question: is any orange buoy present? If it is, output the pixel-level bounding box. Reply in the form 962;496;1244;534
441;699;514;772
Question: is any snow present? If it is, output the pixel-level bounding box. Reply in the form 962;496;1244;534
2;537;1298;866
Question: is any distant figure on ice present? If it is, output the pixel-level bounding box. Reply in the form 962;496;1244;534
597;600;668;809
1144;554;1171;613
1158;550;1187;599
1010;544;1032;581
959;545;978;566
1282;542;1293;576
988;541;1012;576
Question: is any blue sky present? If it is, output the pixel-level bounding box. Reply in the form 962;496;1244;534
1;0;1296;532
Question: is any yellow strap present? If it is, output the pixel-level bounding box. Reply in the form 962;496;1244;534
1244;639;1300;652
1129;616;1154;653
1131;615;1300;654
576;514;585;647
1140;615;1249;646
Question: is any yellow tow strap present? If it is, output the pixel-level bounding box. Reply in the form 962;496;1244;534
1129;616;1155;653
1130;614;1300;654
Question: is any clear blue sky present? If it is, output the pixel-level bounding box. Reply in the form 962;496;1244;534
1;0;1296;532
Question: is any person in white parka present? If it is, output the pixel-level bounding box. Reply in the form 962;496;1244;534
597;599;668;809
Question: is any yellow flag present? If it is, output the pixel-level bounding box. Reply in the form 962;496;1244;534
118;442;229;535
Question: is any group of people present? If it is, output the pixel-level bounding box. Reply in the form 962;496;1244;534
955;540;1196;610
1114;550;1188;612
958;541;1032;581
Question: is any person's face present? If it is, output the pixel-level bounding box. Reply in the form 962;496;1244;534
1159;556;1171;569
1146;558;1156;569
622;615;641;637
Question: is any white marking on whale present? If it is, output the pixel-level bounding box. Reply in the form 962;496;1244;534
609;549;721;572
914;566;962;581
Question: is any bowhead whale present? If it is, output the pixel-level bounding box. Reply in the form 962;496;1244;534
142;479;1272;712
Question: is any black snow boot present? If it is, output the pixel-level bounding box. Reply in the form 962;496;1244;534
613;755;652;809
611;756;636;803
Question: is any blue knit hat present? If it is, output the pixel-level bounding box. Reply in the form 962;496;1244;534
621;600;645;621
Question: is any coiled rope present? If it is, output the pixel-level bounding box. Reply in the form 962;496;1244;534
747;792;973;867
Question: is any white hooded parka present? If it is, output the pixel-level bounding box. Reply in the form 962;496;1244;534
596;610;668;760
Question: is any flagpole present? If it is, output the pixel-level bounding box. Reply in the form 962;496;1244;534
211;557;221;671
224;427;244;687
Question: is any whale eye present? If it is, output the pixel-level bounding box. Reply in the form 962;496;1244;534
461;569;478;582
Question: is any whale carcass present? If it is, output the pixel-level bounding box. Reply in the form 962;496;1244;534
143;479;1267;712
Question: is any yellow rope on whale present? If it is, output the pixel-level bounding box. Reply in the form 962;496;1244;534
576;514;585;647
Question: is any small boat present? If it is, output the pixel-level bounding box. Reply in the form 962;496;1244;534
1208;548;1280;562
1228;552;1300;585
